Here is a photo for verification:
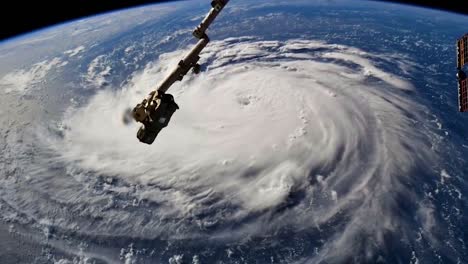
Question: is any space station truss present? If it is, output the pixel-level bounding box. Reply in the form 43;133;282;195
457;34;468;112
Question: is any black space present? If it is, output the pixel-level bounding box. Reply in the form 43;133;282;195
0;0;467;42
0;0;182;41
374;0;468;17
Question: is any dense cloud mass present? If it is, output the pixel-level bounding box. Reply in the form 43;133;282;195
15;38;451;262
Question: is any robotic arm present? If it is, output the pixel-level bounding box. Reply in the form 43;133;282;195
132;0;229;144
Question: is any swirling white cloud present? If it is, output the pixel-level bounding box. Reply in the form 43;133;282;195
40;38;441;261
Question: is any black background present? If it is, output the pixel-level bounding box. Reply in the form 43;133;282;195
0;0;467;41
0;0;181;41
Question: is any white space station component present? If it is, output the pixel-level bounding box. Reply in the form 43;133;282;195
132;0;229;144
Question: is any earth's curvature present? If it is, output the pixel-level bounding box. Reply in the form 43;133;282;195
0;0;468;263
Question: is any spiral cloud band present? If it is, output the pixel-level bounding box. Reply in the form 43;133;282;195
28;38;445;262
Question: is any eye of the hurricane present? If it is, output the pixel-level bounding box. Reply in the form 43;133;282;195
43;38;434;253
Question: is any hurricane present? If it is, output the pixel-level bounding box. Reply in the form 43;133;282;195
1;36;462;263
